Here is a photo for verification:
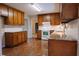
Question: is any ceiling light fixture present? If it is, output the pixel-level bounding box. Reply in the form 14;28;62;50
31;4;41;12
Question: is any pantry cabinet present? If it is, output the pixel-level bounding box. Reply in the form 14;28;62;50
5;31;27;47
60;3;78;23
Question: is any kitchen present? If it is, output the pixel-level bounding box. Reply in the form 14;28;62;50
0;3;79;56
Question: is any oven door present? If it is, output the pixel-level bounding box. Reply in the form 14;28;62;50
42;31;50;40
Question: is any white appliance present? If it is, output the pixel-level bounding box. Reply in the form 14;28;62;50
42;30;50;39
41;22;52;40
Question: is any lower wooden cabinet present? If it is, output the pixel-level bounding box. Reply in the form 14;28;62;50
37;30;41;39
48;39;77;56
5;31;27;47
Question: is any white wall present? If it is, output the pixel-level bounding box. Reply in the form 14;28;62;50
65;18;79;55
25;16;32;38
25;15;38;38
0;17;4;55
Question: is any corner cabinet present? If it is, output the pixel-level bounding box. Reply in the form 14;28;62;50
60;3;78;23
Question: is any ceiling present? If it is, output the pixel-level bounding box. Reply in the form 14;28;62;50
5;3;60;16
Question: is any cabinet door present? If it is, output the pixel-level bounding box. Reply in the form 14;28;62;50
14;9;18;25
8;8;14;25
21;32;25;42
5;33;13;47
61;3;78;20
17;11;22;25
13;32;18;46
50;14;55;25
50;13;61;25
17;32;22;44
38;15;43;25
23;32;27;42
54;14;61;25
21;12;24;25
37;30;41;39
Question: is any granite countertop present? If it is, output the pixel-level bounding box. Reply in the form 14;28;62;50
49;32;77;41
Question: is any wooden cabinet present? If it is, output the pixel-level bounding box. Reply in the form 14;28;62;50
21;13;24;25
13;32;18;46
8;8;14;25
5;31;27;47
0;4;25;25
0;4;8;16
17;11;22;25
38;13;60;26
61;3;78;23
37;30;41;39
78;4;79;17
48;39;77;56
50;13;60;25
38;15;43;26
5;33;13;47
14;9;18;25
17;32;22;44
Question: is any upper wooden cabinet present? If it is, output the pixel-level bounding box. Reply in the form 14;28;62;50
8;8;14;25
14;9;18;25
17;11;22;25
60;3;78;23
38;13;61;26
38;15;43;26
78;4;79;17
0;4;8;16
21;13;24;25
0;4;25;25
50;13;60;25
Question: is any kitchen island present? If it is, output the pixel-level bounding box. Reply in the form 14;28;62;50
48;33;77;56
